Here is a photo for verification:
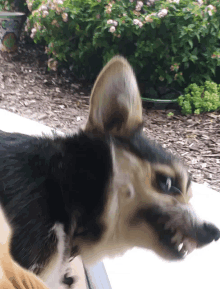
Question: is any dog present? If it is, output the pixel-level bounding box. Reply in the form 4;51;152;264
0;56;219;289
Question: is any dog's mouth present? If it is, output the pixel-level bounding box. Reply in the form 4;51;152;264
137;207;198;259
158;227;197;258
136;205;220;259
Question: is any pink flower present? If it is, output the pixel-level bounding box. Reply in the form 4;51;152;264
197;0;203;5
138;21;143;28
48;59;58;71
107;19;114;24
158;9;168;18
42;10;49;18
62;13;68;22
137;1;144;7
109;26;116;33
205;5;216;16
133;19;140;25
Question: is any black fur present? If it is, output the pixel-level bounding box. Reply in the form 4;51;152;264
115;129;174;164
0;130;113;273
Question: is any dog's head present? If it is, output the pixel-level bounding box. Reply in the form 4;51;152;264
76;56;220;264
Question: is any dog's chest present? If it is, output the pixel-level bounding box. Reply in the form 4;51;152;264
39;223;72;289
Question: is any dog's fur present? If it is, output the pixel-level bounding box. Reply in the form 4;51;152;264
0;56;219;289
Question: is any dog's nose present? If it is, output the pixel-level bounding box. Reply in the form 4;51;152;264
62;273;75;287
196;223;220;245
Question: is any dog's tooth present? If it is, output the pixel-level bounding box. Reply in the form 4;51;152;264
182;250;188;258
177;243;188;257
178;243;183;252
182;238;197;254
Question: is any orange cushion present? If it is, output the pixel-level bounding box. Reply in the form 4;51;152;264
0;207;49;289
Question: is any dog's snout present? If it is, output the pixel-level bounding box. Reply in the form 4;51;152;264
62;274;75;286
197;223;220;245
204;223;220;241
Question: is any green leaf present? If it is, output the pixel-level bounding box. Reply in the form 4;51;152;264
179;31;186;38
188;24;195;29
188;39;193;48
184;15;190;20
192;47;198;55
166;74;173;84
210;67;216;75
190;55;198;62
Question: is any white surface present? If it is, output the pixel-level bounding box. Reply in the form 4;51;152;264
104;183;220;289
0;108;61;136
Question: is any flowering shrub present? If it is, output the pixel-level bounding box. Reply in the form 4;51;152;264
178;81;220;115
8;0;220;89
0;0;18;11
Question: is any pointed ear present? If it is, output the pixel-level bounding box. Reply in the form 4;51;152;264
85;56;143;137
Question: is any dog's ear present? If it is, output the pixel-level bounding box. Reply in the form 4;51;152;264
85;56;143;137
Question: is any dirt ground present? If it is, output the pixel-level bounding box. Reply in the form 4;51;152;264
0;39;219;192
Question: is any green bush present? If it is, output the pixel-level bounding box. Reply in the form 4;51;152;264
0;0;14;10
178;81;220;114
4;0;220;89
24;0;220;84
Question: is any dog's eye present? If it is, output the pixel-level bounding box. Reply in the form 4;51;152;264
156;174;181;195
158;174;173;192
166;177;172;191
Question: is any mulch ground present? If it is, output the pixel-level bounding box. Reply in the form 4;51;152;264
0;38;219;192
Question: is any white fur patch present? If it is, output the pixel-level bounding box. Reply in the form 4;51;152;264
40;223;67;289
